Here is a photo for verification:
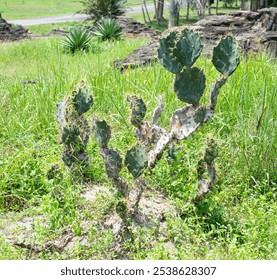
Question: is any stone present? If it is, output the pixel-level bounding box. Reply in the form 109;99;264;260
114;8;277;70
0;17;29;41
115;16;161;39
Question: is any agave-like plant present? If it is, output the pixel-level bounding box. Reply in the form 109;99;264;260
92;18;123;41
61;27;91;54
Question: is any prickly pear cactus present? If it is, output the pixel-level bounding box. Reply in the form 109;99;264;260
100;148;123;179
175;29;203;68
212;35;240;76
158;31;182;74
158;29;203;74
92;118;111;148
125;145;148;179
73;85;93;115
56;83;93;171
127;95;147;127
174;67;206;105
204;138;218;165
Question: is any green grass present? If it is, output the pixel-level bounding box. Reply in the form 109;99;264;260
0;0;82;20
0;35;276;259
27;21;87;35
0;0;140;20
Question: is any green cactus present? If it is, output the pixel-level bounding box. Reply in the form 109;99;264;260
210;76;228;110
125;144;148;178
212;35;240;76
127;95;147;127
194;106;207;123
61;124;80;145
92;119;111;148
72;85;93;115
101;148;123;178
158;29;202;74
175;29;203;68
204;138;218;165
174;67;206;105
56;82;93;170
158;31;182;74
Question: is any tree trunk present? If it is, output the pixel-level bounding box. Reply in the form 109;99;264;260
186;2;190;21
154;0;166;22
168;0;181;28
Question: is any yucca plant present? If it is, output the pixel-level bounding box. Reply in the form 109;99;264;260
92;18;122;41
79;0;126;21
61;27;91;54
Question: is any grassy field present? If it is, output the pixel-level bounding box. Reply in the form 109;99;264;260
0;0;141;19
1;0;239;21
0;31;276;259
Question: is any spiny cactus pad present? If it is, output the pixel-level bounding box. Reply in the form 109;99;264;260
158;31;182;74
101;148;123;178
127;96;147;127
158;30;203;74
125;145;148;178
212;35;240;76
62;125;80;145
72;85;93;115
174;67;206;105
92;119;111;148
175;29;203;68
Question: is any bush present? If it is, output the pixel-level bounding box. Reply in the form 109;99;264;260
79;0;126;22
92;18;122;41
61;27;91;54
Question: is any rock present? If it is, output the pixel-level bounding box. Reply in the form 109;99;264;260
115;8;277;70
0;17;29;41
114;41;159;70
115;16;161;39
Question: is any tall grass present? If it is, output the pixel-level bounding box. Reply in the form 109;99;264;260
0;37;276;259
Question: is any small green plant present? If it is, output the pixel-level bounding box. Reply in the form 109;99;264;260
92;18;123;41
61;27;91;53
79;0;126;22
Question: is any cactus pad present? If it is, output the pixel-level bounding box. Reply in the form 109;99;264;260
158;30;203;74
62;125;80;145
125;145;148;178
101;148;123;178
212;35;240;76
175;29;203;68
174;67;206;105
72;85;93;115
158;31;183;74
92;118;111;148
127;96;147;127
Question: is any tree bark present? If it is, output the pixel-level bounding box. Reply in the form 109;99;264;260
154;0;166;22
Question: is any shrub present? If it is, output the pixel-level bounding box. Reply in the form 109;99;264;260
61;27;91;54
92;18;122;41
79;0;126;22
